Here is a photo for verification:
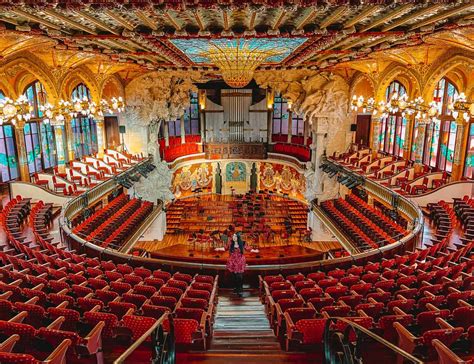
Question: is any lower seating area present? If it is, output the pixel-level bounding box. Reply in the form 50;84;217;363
0;197;219;362
260;244;473;361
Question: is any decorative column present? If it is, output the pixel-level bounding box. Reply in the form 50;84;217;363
164;122;169;147
13;121;30;182
64;116;76;162
311;130;317;166
266;89;274;144
287;110;293;143
403;117;414;160
411;121;426;164
452;120;468;180
303;121;309;145
371;117;382;151
313;131;326;194
54;125;67;166
180;115;185;144
95;115;106;156
199;90;206;143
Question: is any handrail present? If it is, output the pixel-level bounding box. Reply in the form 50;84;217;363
113;313;173;364
323;317;424;364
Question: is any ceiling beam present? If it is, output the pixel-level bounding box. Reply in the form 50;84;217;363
42;9;97;34
359;4;414;32
193;10;205;31
382;4;443;31
0;16;19;26
222;10;229;31
343;6;382;29
164;11;181;31
75;10;119;35
107;39;137;53
272;9;286;30
135;10;158;31
408;3;474;30
320;6;348;29
296;7;318;30
104;10;135;31
10;8;62;31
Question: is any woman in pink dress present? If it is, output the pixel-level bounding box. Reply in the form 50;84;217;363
226;232;247;297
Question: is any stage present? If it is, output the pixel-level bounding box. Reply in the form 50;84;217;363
133;193;341;266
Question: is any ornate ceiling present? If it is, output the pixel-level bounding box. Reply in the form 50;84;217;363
0;1;472;81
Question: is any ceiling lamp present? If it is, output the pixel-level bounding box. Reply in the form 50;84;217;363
0;96;32;125
206;39;282;88
41;97;125;126
448;92;474;122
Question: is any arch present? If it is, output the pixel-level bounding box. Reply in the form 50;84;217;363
423;53;473;101
349;72;375;100
375;63;421;101
100;74;125;100
0;52;59;102
59;66;100;103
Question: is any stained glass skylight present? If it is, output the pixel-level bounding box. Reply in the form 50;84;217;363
170;38;308;64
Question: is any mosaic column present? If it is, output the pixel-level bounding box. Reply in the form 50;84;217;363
180;115;185;144
411;121;426;164
53;125;67;166
95;115;106;156
64;116;75;162
14;122;30;182
372;117;381;151
164;122;169;147
452;120;468;180
287;110;293;143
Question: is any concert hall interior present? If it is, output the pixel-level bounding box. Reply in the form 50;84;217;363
0;1;472;364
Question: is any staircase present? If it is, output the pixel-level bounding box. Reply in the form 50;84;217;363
176;289;321;364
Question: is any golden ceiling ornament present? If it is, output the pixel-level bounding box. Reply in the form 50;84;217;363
206;39;283;88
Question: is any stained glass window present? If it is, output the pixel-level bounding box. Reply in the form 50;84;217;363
0;90;5;100
380;81;407;155
0;125;18;182
291;111;304;136
464;123;474;179
272;93;291;136
419;77;459;170
24;122;42;174
23;81;58;170
71;83;98;158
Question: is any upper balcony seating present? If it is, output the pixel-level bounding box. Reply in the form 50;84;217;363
272;143;311;162
159;135;201;162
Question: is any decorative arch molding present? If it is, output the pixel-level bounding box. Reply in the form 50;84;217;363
0;52;59;102
423;53;474;101
100;74;125;100
0;78;15;99
375;63;422;101
349;72;376;99
59;66;101;102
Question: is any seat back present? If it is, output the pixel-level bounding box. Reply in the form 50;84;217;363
122;315;157;341
295;319;327;344
286;308;317;324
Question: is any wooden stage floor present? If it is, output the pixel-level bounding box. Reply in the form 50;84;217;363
133;193;341;265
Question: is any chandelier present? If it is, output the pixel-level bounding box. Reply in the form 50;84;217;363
206;39;283;88
0;96;33;125
448;92;474;122
40;97;125;126
351;93;439;125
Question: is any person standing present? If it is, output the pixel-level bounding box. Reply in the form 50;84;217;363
226;232;247;297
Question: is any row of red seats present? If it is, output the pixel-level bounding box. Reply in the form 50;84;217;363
346;194;406;236
73;194;128;236
272;143;310;162
102;201;154;248
0;198;220;359
271;134;312;146
162;143;200;162
87;198;141;242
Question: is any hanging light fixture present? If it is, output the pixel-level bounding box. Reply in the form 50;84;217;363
0;96;33;125
448;92;474;123
205;39;283;88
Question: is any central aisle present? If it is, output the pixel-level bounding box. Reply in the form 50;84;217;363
176;289;322;364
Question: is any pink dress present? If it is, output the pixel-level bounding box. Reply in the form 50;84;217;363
226;244;247;273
